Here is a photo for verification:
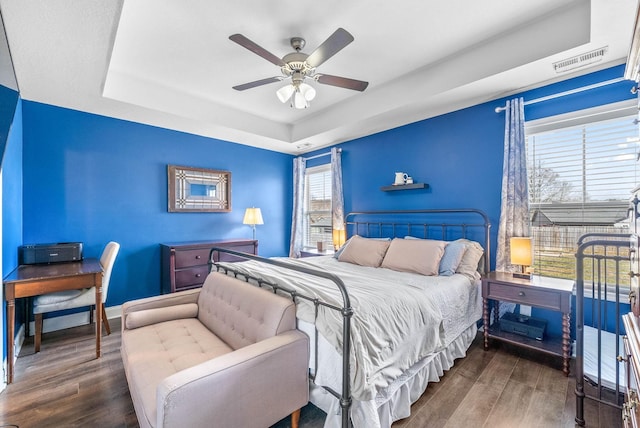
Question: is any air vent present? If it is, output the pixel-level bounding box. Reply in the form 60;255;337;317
553;46;608;73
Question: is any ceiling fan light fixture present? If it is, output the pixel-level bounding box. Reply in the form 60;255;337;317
299;82;316;101
276;84;295;103
293;88;309;109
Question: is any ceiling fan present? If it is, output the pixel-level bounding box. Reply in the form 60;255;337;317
229;28;369;109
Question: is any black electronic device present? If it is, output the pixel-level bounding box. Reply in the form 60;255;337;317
19;242;83;265
499;312;547;341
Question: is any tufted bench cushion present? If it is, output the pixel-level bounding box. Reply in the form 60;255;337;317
121;272;309;428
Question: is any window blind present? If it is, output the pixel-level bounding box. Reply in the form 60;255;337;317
526;103;638;282
304;164;332;249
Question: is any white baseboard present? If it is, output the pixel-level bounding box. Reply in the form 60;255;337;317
27;304;122;336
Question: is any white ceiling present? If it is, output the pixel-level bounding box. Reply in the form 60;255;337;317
0;0;637;154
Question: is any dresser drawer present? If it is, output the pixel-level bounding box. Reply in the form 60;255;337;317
161;240;258;294
175;265;210;289
486;282;563;311
175;249;210;268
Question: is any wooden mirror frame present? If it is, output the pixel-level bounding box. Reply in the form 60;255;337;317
168;165;231;212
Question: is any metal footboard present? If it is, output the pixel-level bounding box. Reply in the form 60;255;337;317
208;247;354;428
575;233;631;426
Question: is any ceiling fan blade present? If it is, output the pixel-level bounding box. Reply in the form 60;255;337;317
232;76;283;91
306;28;354;68
317;74;369;91
229;34;286;67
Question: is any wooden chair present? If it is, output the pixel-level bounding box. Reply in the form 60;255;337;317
33;241;120;352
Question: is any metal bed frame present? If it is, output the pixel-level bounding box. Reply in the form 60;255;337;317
208;208;491;428
575;232;631;426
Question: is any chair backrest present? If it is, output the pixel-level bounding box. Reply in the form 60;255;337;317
99;241;120;303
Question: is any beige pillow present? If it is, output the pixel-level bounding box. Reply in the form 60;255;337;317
455;239;485;280
381;238;446;276
337;235;391;267
125;303;199;329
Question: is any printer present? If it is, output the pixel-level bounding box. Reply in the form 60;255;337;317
19;242;83;265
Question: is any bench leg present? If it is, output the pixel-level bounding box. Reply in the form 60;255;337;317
291;408;301;428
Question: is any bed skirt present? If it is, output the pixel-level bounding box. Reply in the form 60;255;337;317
308;323;478;428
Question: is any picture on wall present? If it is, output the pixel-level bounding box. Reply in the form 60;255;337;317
167;165;231;212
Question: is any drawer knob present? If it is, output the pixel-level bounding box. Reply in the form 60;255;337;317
518;291;525;297
195;273;201;278
195;255;202;260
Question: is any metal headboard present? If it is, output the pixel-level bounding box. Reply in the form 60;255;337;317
344;208;492;273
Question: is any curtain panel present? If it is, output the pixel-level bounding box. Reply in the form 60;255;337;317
289;156;306;258
331;148;345;249
496;97;530;272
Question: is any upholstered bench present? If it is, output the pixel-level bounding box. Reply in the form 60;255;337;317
121;271;309;428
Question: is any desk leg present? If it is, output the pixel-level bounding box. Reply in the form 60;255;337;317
95;284;102;359
7;299;14;384
562;311;570;376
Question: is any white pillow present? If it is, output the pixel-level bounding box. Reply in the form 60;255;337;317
381;238;446;276
455;239;485;280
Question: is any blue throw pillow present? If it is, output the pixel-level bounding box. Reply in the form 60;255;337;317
439;241;467;276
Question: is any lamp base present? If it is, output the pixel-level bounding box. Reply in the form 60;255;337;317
512;272;531;280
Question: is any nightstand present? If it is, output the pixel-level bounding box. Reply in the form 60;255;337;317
482;271;574;376
300;248;335;258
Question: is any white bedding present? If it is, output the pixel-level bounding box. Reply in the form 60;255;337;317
217;256;482;403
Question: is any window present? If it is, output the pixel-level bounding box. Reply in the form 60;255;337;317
304;164;333;249
525;100;639;283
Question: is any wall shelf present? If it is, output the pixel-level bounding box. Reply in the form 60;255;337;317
380;183;428;192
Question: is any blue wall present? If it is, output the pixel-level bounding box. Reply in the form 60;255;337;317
3;98;22;275
2;97;23;351
21;103;293;306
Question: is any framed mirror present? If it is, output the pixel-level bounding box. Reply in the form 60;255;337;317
168;165;231;212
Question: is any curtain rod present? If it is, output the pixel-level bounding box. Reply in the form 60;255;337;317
302;147;341;161
494;77;626;113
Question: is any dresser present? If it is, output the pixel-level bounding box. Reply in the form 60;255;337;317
160;239;258;293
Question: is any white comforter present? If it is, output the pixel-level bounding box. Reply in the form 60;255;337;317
217;256;481;401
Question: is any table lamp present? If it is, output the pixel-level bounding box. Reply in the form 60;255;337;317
243;207;264;240
332;228;346;250
510;237;532;279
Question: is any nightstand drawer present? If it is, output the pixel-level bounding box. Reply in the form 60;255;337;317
175;249;210;268
486;282;563;311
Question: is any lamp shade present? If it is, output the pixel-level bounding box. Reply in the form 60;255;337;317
332;228;346;249
276;85;295;103
510;237;532;266
243;207;264;226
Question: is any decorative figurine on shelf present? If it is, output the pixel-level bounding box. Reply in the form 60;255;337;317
394;172;408;185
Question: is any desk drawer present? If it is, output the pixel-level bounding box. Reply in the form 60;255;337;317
175;249;210;268
175;265;209;289
486;282;562;311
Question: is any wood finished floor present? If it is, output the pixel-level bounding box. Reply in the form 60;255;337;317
0;318;622;428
